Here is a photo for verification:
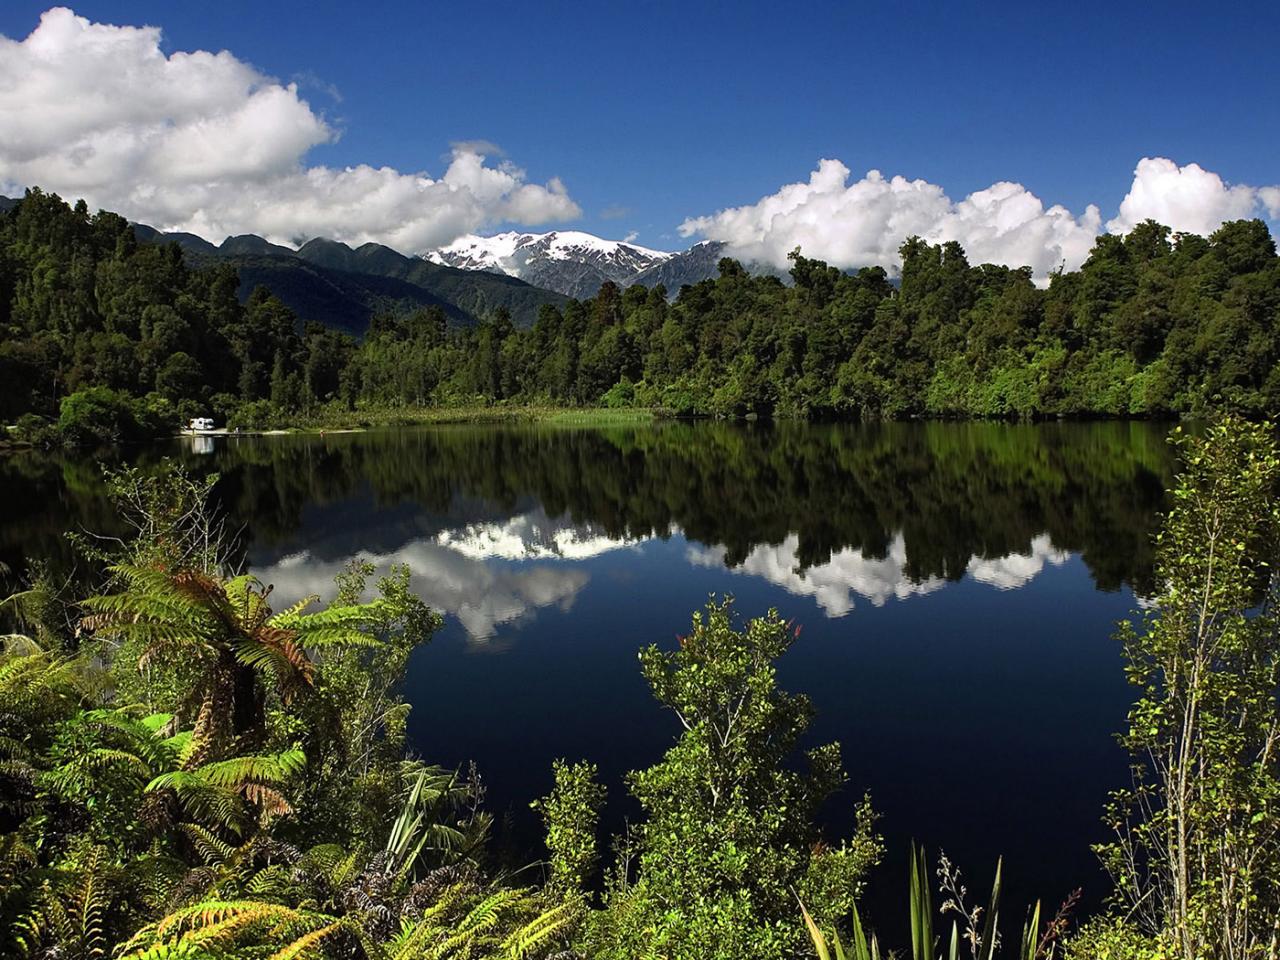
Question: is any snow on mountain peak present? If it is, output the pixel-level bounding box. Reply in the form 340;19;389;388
426;230;672;282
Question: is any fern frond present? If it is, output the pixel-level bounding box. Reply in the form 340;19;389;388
240;784;293;818
196;749;306;788
272;595;320;620
153;899;299;938
272;600;388;631
265;919;345;960
179;824;237;867
500;900;578;958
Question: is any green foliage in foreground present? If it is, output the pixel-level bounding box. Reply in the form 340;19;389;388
1096;419;1280;959
0;467;572;959
3;418;1279;958
549;599;884;960
803;846;1072;960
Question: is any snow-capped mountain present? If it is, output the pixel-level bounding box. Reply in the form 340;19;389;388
427;230;673;299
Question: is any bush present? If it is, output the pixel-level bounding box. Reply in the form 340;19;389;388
13;412;58;446
1065;919;1163;960
226;399;280;430
581;599;882;960
601;377;635;408
56;387;171;446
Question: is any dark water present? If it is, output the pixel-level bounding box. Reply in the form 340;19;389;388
0;420;1175;924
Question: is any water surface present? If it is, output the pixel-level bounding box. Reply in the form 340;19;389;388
0;420;1174;922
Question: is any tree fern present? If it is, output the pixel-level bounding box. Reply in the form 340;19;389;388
82;565;396;747
148;747;305;832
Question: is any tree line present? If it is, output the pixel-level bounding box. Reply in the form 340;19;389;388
3;189;1280;440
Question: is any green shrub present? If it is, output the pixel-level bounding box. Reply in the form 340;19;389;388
1064;919;1164;960
581;599;882;960
532;759;606;895
601;377;636;408
226;399;279;430
13;412;58;446
56;387;170;446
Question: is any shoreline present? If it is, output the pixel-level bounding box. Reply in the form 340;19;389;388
178;406;662;437
2;407;1197;451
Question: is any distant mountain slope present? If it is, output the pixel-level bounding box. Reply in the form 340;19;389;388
215;254;472;337
289;236;574;328
428;230;674;298
130;224;569;334
9;190;742;315
630;240;731;291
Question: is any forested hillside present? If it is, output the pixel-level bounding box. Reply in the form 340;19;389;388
0;190;355;430
128;222;569;334
3;188;1279;437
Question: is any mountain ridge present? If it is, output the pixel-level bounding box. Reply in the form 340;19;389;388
127;220;570;335
2;194;739;334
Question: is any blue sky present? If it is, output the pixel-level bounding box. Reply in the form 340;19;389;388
1;2;1277;269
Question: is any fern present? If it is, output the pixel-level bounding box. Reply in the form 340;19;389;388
82;565;391;751
119;899;344;960
500;899;578;958
13;845;118;960
180;825;237;868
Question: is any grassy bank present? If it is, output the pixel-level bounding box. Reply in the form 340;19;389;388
230;403;661;433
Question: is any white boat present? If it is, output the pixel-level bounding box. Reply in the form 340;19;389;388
187;417;215;432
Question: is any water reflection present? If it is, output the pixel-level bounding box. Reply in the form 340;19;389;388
0;420;1174;618
434;507;655;561
258;507;1081;639
688;534;944;614
183;435;216;455
253;535;606;644
967;533;1070;590
251;508;657;641
688;531;1067;616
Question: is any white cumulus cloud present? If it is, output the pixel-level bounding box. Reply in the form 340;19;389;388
679;160;1101;280
1106;157;1274;236
680;157;1279;280
0;7;580;251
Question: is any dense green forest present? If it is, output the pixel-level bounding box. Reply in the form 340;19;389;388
3;189;1280;443
2;419;1278;958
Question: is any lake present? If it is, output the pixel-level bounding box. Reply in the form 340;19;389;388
0;419;1175;924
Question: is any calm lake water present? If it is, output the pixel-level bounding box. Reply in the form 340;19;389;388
0;420;1176;923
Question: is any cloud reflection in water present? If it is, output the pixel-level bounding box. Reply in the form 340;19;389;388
687;532;1068;617
253;509;651;642
256;503;1071;642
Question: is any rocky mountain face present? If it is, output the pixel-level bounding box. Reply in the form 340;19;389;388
427;230;675;299
630;240;731;291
